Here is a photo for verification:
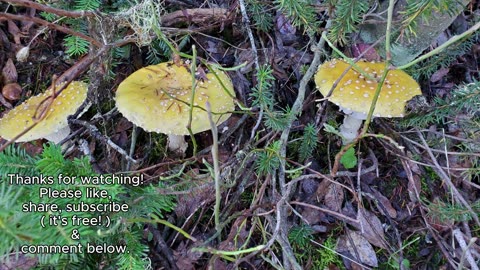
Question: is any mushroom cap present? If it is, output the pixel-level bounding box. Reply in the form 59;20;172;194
314;59;421;118
115;61;235;135
0;81;88;142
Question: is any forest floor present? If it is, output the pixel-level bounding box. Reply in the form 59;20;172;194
0;0;479;269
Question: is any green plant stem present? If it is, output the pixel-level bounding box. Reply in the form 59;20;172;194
187;45;198;155
206;101;221;241
126;125;137;171
193;244;266;256
149;215;197;241
331;0;396;176
361;0;395;135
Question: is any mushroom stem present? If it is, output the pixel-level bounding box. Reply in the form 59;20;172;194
43;126;71;144
339;114;364;144
167;134;188;154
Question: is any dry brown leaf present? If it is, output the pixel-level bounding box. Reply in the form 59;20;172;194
21;8;36;33
324;182;344;213
2;58;18;83
370;187;397;218
218;216;248;251
300;203;325;225
0;252;38;269
175;176;214;218
337;229;378;267
355;209;388;249
7;20;22;45
208;257;228;270
0;93;13;109
430;67;450;83
351;43;381;62
174;241;204;270
402;153;422;203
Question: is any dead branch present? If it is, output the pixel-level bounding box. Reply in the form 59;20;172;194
0;12;102;47
2;0;96;18
161;8;230;27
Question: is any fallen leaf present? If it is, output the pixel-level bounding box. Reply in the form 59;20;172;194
7;20;22;44
430;67;450;83
0;93;13;108
337;229;378;267
209;257;228;270
370;187;397;219
21;8;36;33
324;182;344;213
218;216;248;251
299;202;326;225
351;43;381;62
0;252;38;270
276;13;296;35
174;241;204;270
355;209;388;249
175;174;214;218
2;58;18;83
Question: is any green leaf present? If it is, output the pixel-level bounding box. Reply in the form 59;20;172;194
340;147;357;169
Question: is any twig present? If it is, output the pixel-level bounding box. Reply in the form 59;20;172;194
399;156;459;268
206;101;221;241
186;45;199;155
416;130;480;226
238;0;263;140
146;224;179;270
290;201;359;225
0;12;102;47
275;20;331;268
453;229;479;270
238;0;259;71
401;135;480;157
161;8;230;27
70;119;139;164
2;0;95;18
126;125;138;171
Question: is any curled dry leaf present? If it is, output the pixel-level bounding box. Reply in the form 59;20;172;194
2;82;22;101
0;91;13;109
370;187;397;219
355;209;388;249
174;241;204;270
324;182;344;213
0;252;38;270
7;20;22;45
218;216;248;251
337;229;378;267
2;58;17;83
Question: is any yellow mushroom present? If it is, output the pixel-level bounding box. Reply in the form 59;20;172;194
315;59;422;143
115;61;235;154
0;81;88;143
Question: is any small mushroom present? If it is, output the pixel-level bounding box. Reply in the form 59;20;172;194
315;59;421;144
2;82;22;101
0;81;88;143
115;61;235;154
